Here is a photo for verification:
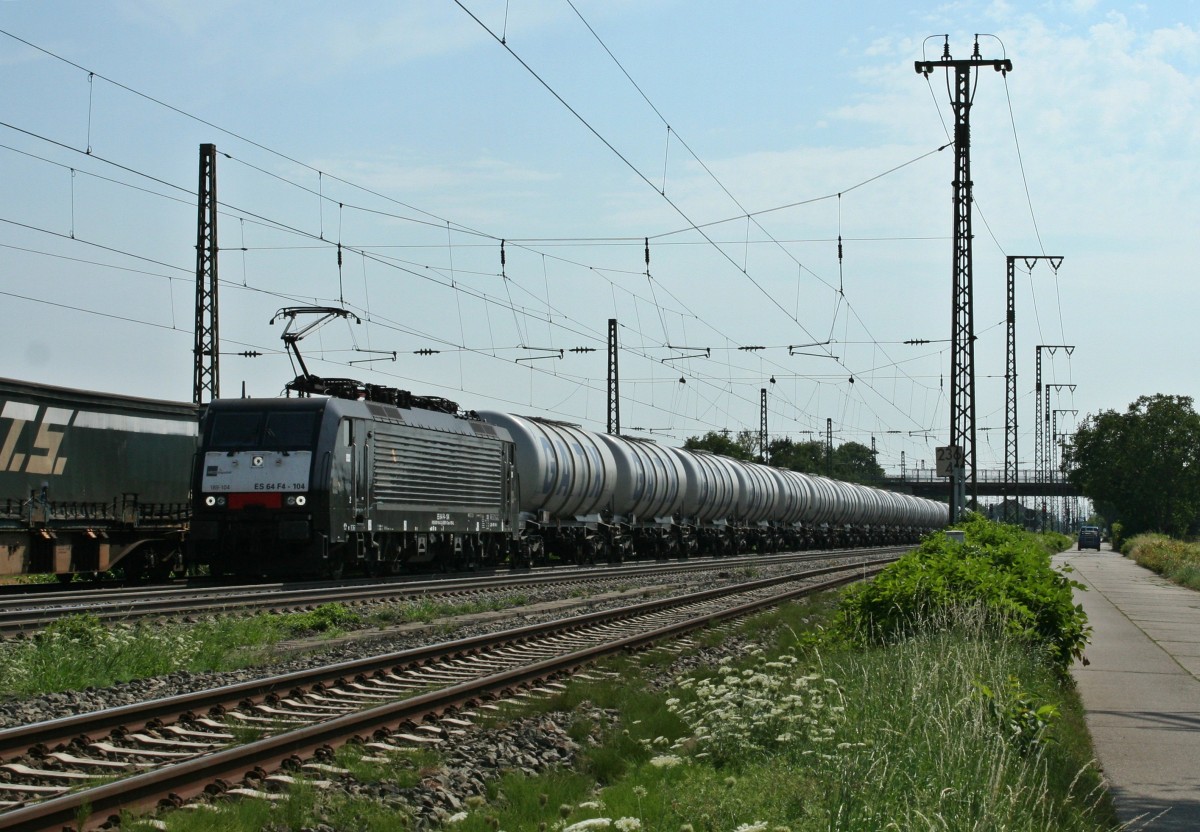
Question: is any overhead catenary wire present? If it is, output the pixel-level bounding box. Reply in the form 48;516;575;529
0;25;972;461
453;2;945;432
3;42;948;440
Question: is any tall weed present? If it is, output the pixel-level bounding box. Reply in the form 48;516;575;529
1125;533;1200;590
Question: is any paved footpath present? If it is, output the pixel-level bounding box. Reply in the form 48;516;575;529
1055;546;1200;831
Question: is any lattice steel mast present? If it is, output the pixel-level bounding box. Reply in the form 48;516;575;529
193;143;220;404
607;318;620;435
916;38;1012;519
1004;256;1062;522
760;388;768;463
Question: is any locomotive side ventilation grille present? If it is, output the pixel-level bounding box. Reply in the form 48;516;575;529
372;427;503;508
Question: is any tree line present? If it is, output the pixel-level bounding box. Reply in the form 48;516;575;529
1068;394;1200;538
682;430;885;485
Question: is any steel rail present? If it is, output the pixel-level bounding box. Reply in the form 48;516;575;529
0;559;892;831
0;547;908;636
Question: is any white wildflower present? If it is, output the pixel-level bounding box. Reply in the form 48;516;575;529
614;819;642;831
649;754;683;768
563;820;612;832
446;811;469;824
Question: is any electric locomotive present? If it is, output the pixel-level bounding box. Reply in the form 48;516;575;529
188;385;520;578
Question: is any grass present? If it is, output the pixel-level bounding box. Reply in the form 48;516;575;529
1123;533;1200;590
808;628;1108;830
0;593;528;697
0;612;297;696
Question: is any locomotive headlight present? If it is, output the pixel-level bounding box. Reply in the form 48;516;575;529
295;495;307;507
217;496;227;507
285;496;295;506
204;495;217;507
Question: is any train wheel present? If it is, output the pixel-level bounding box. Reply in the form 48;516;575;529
122;556;147;583
149;559;176;582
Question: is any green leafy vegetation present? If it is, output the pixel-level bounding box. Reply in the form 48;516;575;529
5;572;59;585
1123;533;1200;590
283;602;363;633
836;515;1085;672
1068;393;1200;537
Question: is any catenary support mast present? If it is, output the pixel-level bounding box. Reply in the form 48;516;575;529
606;318;620;435
916;38;1012;520
760;388;768;463
1004;256;1062;522
193;143;220;405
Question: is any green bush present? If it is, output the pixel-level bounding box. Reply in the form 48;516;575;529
836;515;1089;672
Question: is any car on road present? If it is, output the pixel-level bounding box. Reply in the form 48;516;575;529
1077;525;1102;551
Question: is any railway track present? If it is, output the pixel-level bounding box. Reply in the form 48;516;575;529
0;555;894;831
0;546;909;637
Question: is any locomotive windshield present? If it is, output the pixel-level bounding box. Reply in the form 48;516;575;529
207;409;319;450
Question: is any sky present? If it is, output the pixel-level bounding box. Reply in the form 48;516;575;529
1;0;1197;480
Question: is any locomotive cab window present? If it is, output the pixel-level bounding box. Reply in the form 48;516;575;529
263;411;319;448
208;412;263;449
207;410;319;450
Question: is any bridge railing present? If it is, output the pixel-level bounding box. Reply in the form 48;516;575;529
884;469;1062;485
